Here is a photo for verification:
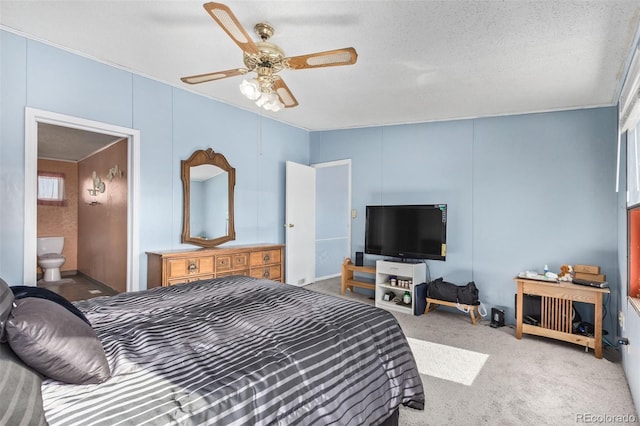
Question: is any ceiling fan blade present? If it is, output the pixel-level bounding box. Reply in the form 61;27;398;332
285;47;358;70
203;2;259;55
181;68;247;85
273;79;299;108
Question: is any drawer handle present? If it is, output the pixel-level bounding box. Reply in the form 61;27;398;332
263;254;270;263
263;270;270;279
188;261;198;273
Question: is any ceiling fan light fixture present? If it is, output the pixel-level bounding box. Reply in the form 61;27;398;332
239;79;261;100
255;92;283;111
263;98;284;112
254;92;272;107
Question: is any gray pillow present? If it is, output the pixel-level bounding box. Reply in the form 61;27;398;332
0;278;15;343
6;298;110;385
0;342;47;425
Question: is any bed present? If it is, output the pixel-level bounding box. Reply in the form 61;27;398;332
1;276;424;425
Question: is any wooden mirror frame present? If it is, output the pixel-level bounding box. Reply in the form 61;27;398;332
181;148;236;247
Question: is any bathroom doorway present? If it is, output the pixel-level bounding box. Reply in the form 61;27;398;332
37;125;126;291
24;108;140;292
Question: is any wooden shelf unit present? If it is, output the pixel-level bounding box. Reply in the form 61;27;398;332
515;277;610;359
341;258;376;294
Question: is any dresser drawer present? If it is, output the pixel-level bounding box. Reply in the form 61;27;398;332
167;274;214;286
216;270;250;278
167;256;214;279
216;253;250;272
250;265;281;281
250;249;281;266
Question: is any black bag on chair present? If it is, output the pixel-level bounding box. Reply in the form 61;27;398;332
426;277;459;302
427;277;480;305
457;281;479;305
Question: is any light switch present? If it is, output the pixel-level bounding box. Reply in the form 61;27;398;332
351;209;357;219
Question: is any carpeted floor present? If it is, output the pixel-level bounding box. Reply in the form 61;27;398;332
304;277;638;426
406;337;489;386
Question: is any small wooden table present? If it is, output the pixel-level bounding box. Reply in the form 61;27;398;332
515;277;610;359
341;258;376;295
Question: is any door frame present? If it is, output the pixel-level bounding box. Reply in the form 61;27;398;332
24;107;141;292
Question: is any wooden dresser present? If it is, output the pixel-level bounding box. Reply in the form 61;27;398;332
146;244;284;288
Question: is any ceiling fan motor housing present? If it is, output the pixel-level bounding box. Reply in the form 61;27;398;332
244;41;286;73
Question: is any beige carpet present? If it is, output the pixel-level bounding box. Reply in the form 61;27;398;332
304;277;638;426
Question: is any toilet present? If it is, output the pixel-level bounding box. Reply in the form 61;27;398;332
37;237;66;282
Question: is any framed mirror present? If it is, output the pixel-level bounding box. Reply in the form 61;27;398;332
181;148;236;247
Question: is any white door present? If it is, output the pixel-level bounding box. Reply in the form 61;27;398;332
285;161;316;285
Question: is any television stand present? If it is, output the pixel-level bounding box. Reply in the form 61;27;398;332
341;258;376;294
375;260;426;315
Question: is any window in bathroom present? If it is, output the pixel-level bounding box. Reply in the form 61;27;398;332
37;171;66;206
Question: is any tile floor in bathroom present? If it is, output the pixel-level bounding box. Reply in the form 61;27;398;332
38;273;119;302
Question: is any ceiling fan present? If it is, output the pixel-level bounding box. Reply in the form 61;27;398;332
181;2;358;111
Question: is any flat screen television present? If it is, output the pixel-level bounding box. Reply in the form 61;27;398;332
365;204;447;261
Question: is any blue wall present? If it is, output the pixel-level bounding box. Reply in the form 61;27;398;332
311;108;619;336
0;30;309;287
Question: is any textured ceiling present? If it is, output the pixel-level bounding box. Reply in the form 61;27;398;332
2;1;640;132
37;123;122;162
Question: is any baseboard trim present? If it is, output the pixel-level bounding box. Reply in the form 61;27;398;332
314;273;341;282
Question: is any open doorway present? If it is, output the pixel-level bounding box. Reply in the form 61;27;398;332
285;159;351;284
24;108;140;292
314;159;352;280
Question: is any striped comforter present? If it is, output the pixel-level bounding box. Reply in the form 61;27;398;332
41;276;424;425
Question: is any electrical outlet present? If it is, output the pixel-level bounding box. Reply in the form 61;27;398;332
619;311;625;328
